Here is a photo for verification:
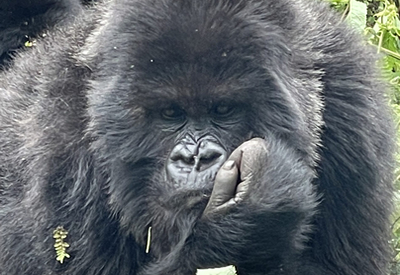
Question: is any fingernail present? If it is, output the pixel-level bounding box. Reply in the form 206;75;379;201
223;160;235;170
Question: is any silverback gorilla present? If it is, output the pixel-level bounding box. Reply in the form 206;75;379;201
0;0;395;274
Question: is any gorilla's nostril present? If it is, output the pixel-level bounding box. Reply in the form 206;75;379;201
182;156;195;165
170;153;195;165
195;143;226;172
169;144;197;165
199;152;222;164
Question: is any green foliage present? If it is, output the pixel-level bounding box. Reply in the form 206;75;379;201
346;0;368;31
329;0;351;11
53;226;70;264
366;1;400;101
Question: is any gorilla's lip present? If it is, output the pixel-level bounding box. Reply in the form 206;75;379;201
160;188;212;210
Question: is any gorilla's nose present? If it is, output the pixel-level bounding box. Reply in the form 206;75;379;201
194;140;226;171
166;138;228;187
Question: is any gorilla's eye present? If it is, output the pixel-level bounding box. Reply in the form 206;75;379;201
161;107;185;120
213;104;234;116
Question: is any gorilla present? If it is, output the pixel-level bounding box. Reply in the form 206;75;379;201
0;0;94;67
0;0;395;274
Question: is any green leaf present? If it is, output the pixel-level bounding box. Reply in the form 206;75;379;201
345;0;367;32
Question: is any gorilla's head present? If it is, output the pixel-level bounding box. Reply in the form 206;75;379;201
84;0;322;256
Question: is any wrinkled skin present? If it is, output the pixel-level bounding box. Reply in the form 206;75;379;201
204;138;268;216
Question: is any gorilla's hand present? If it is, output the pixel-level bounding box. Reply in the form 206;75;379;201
203;138;268;217
141;137;317;274
191;137;316;272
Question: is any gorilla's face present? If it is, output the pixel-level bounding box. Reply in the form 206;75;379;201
89;58;258;218
85;0;321;255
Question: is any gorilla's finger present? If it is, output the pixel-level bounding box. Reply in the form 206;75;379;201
237;138;268;181
215;138;268;204
234;178;250;203
203;160;239;215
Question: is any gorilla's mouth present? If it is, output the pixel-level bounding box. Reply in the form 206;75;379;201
159;188;212;211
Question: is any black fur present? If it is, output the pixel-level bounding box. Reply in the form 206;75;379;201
0;0;93;67
0;0;395;274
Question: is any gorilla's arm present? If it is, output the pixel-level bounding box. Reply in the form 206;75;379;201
140;138;318;275
290;3;395;274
